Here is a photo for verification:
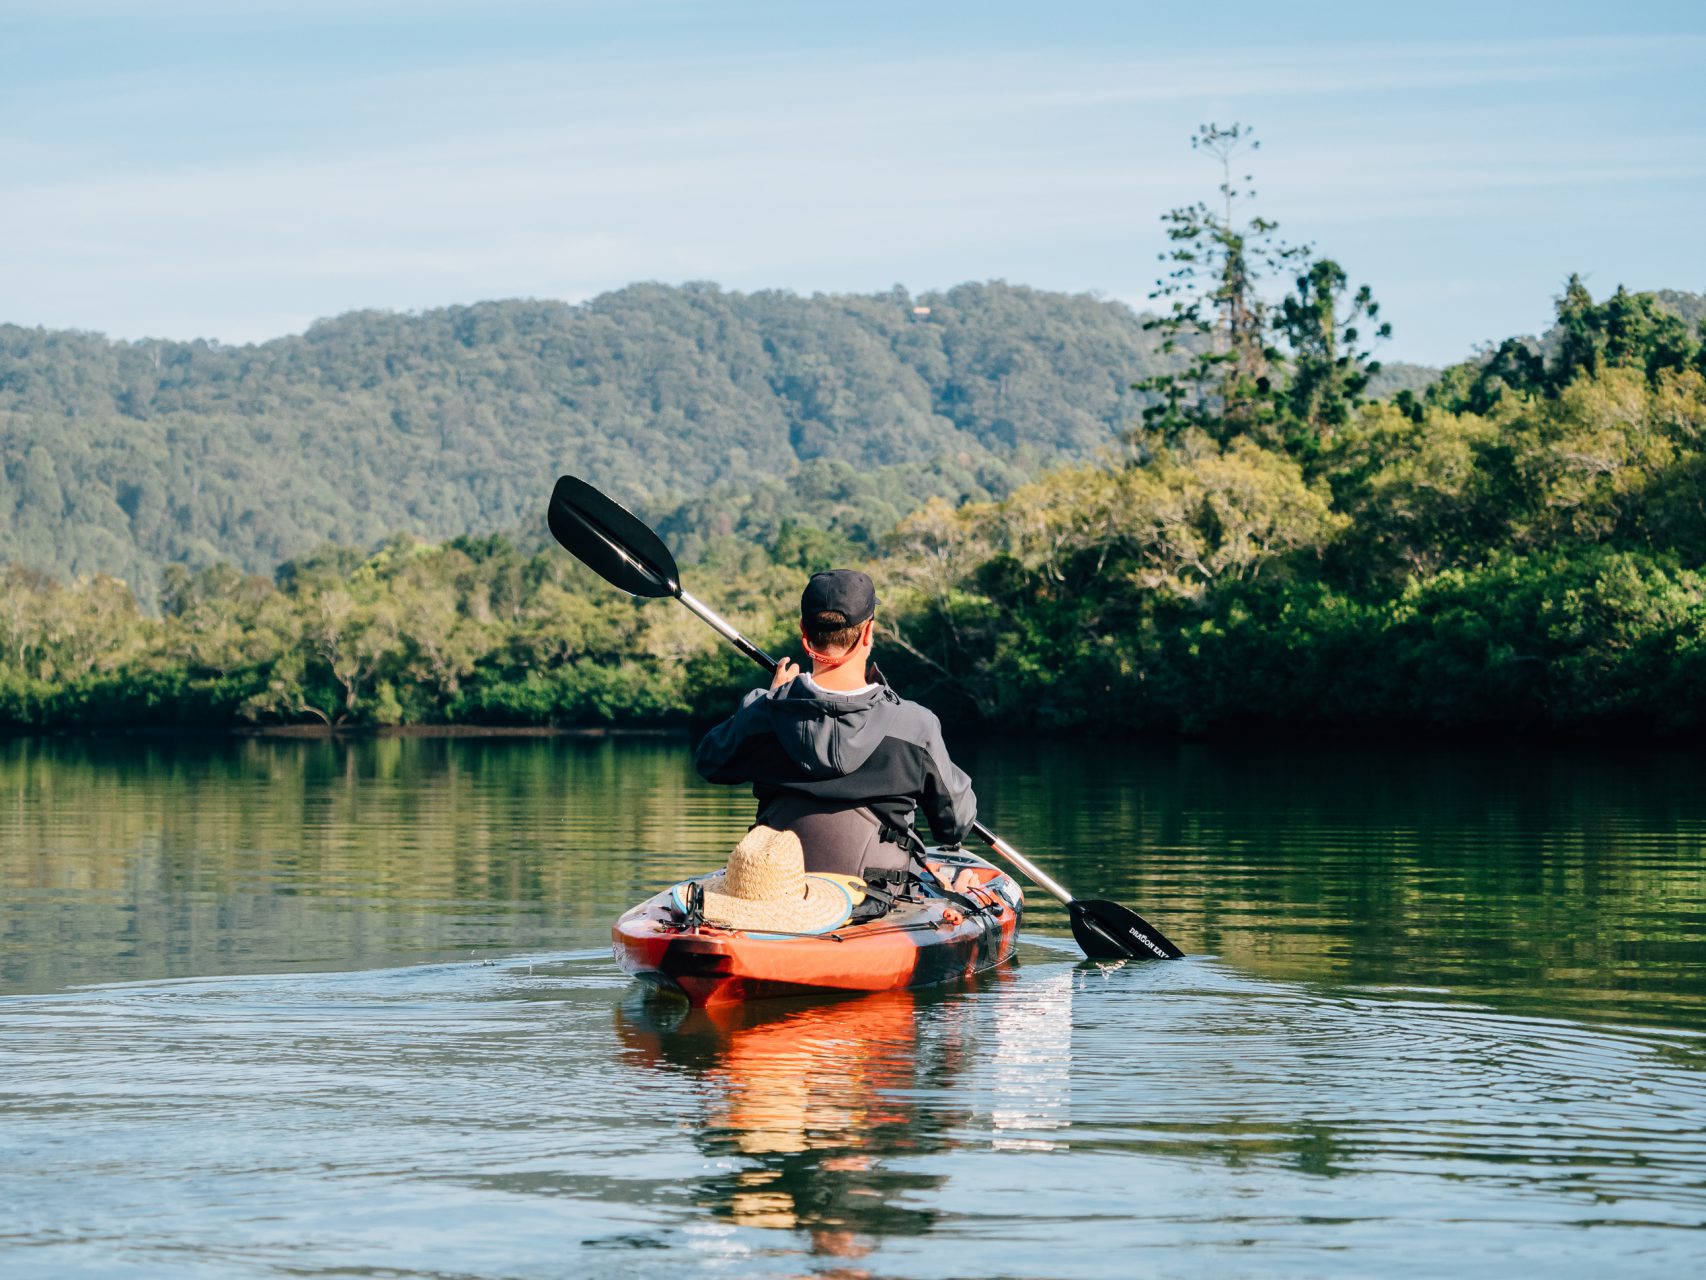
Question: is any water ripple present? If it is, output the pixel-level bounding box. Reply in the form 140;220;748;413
4;953;1705;1277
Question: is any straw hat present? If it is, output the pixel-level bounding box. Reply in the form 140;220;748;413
684;826;857;935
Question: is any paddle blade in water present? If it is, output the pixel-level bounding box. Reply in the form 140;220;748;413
1069;899;1185;960
548;475;681;599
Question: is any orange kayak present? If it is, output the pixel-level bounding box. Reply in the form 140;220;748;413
612;850;1024;1007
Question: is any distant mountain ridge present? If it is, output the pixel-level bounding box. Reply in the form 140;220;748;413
1654;289;1706;324
5;278;1696;600
0;282;1183;596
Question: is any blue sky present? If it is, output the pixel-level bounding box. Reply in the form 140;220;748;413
3;0;1702;365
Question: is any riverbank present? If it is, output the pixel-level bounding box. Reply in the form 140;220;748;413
4;711;1703;749
238;723;681;739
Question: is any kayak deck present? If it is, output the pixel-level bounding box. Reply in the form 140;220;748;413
612;851;1024;1006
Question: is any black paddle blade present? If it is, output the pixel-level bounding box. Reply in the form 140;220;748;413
547;475;681;599
1069;899;1185;960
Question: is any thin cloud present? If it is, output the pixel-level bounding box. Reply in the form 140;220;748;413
2;25;1702;361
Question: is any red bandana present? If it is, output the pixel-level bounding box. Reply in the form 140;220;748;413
801;623;868;673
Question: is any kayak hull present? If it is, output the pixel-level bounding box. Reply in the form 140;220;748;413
612;851;1024;1007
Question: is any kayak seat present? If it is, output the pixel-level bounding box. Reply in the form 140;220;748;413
756;793;909;883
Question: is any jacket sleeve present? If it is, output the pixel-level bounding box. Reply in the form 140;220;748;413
692;688;771;783
916;712;977;844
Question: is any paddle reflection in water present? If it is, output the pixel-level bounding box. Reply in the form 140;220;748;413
616;975;1039;1266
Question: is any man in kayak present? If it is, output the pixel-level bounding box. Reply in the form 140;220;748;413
693;569;977;896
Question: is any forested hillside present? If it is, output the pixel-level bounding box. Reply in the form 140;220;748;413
4;108;1702;741
0;282;1193;595
4;273;1702;737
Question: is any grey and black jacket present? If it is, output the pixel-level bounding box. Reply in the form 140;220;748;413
693;678;978;870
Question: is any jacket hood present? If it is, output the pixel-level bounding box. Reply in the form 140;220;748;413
761;678;902;777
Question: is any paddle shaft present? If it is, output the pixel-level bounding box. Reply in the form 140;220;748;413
679;588;776;672
969;822;1075;903
672;585;1086;908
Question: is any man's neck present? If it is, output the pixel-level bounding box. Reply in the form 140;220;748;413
809;660;871;693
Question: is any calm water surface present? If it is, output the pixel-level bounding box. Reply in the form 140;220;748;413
3;733;1705;1277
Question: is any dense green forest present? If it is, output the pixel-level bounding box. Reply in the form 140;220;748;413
888;283;1706;733
3;124;1702;737
0;283;1147;595
0;280;1436;598
3;270;1699;737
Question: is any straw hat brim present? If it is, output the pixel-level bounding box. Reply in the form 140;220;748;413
676;870;855;935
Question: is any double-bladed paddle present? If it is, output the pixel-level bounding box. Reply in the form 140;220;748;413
547;474;1184;961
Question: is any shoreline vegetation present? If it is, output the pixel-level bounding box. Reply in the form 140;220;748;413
237;723;681;739
5;127;1705;740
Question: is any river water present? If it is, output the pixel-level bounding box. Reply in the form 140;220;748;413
3;733;1704;1277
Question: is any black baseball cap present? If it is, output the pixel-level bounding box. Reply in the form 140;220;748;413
800;569;877;628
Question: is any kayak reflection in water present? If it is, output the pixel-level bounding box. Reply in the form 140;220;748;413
693;569;979;910
616;985;983;1267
